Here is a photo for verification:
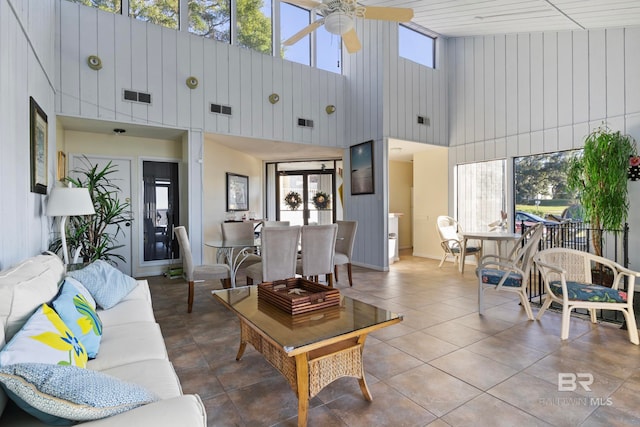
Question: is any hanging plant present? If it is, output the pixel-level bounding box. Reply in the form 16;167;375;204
312;191;331;210
284;191;302;210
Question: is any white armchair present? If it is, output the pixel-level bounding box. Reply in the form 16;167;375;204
534;248;639;344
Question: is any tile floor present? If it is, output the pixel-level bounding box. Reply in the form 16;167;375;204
147;250;640;427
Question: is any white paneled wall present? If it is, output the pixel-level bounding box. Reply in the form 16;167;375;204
0;0;57;270
55;2;347;147
448;28;640;159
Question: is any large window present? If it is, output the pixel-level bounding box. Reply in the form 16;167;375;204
399;25;435;68
68;0;121;13
316;22;342;73
130;0;179;30
237;0;272;54
280;2;310;66
456;160;506;232
188;0;231;42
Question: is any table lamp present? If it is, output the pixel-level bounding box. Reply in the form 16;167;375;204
46;183;96;265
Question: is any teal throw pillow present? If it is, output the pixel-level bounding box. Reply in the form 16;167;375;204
68;260;137;309
53;279;103;358
0;363;158;425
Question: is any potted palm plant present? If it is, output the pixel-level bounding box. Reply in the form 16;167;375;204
49;158;133;265
567;124;636;261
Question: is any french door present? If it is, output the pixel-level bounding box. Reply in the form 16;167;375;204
278;170;335;225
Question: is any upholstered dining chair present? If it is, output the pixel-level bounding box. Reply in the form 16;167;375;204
296;224;338;287
221;222;262;268
476;223;544;320
333;220;357;287
262;220;290;227
534;247;639;344
175;226;230;313
436;216;482;270
246;226;301;285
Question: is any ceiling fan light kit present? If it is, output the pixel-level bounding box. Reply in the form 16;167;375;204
282;0;413;54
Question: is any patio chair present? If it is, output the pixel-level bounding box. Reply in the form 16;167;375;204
436;216;481;270
221;221;262;268
175;226;230;313
334;220;357;287
476;223;544;320
296;224;338;286
534;248;639;344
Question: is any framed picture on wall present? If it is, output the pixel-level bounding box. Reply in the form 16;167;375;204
350;140;374;195
30;97;48;194
226;172;249;211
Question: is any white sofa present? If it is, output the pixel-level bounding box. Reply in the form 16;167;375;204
0;254;206;426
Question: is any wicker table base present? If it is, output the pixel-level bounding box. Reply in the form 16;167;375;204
237;320;372;427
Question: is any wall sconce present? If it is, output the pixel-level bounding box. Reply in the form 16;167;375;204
186;76;199;89
268;93;280;104
87;55;102;70
325;105;336;115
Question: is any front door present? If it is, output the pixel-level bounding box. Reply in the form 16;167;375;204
70;155;133;275
278;170;335;225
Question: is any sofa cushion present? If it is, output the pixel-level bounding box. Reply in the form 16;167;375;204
68;260;137;310
0;363;157;425
0;254;64;342
52;279;103;359
549;280;627;303
100;359;183;400
0;304;88;368
86;322;167;371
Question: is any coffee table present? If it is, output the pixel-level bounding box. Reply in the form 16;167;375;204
212;286;403;427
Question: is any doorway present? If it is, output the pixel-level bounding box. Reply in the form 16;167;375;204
269;161;339;225
142;161;180;262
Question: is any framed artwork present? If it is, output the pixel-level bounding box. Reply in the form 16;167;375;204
350;140;374;195
30;97;48;194
226;172;249;211
57;151;67;182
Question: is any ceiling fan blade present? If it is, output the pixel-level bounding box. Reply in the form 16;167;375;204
342;28;361;54
363;6;414;22
282;20;324;46
282;0;323;10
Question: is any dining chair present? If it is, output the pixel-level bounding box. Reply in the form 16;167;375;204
174;226;231;313
296;224;338;287
476;223;544;320
246;226;301;285
221;222;262;268
262;220;290;227
333;220;357;287
534;247;639;344
436;215;481;270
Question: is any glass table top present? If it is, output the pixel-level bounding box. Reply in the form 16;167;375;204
213;286;402;353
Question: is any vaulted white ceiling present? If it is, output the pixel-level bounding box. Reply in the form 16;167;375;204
361;0;640;37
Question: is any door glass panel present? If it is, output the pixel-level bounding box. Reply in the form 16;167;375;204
307;173;333;225
143;161;180;261
280;174;305;226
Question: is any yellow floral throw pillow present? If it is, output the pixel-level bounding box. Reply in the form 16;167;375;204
0;304;88;368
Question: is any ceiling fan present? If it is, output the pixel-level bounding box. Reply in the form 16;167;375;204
282;0;414;54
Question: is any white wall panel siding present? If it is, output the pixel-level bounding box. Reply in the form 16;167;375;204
59;0;80;115
494;35;506;139
131;22;148;124
505;34;518;137
1;0;56;269
626;28;640;115
517;34;531;134
572;31;589;125
176;32;191;129
606;29;625;119
484;36;495;141
97;12;116;121
588;29;606;121
161;27;178;127
79;6;98;118
114;14;132;121
543;32;558;129
474;37;484;141
530;33;543;132
147;24;163;126
189;35;205;131
557;31;573;127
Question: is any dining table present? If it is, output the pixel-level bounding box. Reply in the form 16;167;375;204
205;238;260;287
459;231;521;274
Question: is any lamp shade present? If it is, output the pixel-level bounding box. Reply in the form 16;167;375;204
324;12;354;35
46;186;96;217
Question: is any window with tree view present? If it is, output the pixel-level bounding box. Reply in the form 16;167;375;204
514;150;581;221
130;0;179;30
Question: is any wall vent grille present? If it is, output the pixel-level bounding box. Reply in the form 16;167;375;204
297;118;314;128
210;103;232;115
123;89;152;104
417;115;430;126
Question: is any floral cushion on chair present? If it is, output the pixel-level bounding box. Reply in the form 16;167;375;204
549;281;627;303
450;246;481;254
480;269;523;287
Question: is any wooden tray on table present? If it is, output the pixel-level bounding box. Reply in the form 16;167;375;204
257;278;340;315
